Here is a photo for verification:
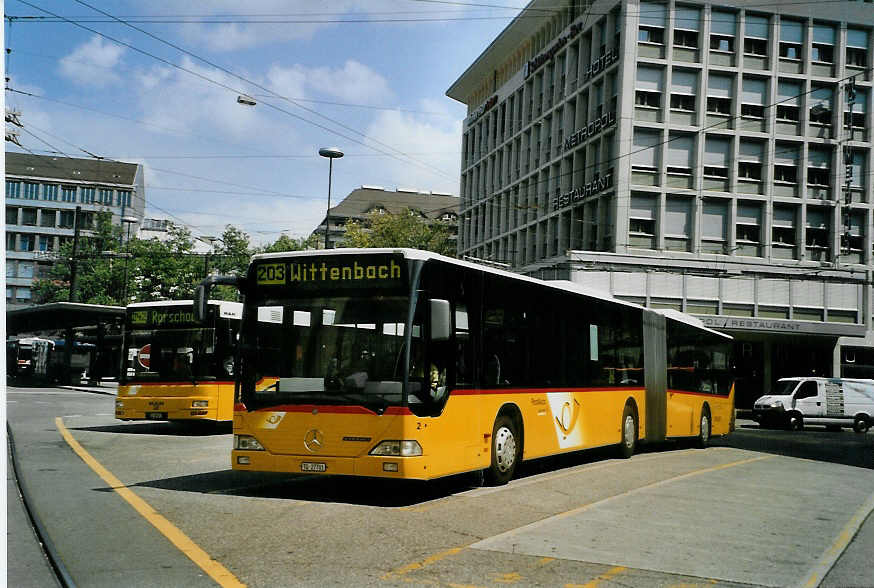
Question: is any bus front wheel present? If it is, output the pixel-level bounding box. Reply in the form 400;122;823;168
619;404;637;459
486;415;519;486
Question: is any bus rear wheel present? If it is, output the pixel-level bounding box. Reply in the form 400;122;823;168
696;408;711;448
486;415;519;486
619;404;637;459
853;416;870;434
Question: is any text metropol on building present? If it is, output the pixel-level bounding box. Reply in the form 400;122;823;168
447;0;874;404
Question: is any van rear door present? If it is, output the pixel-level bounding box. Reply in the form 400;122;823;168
794;380;824;417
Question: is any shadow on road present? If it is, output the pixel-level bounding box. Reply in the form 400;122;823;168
128;440;700;506
132;469;486;506
71;421;232;437
713;421;873;469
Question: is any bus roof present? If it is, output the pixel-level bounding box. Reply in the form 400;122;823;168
250;248;731;341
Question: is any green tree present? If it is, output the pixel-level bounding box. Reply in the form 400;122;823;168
34;218;206;305
260;233;320;254
33;212;126;305
206;225;255;301
127;225;202;302
341;209;456;256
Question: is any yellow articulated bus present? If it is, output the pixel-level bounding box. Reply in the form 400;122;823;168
116;299;241;423
195;249;733;484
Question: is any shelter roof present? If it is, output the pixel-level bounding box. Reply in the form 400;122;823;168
7;302;125;335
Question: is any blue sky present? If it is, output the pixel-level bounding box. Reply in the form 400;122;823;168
4;0;524;244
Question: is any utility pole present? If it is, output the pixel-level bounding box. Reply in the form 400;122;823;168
69;206;81;302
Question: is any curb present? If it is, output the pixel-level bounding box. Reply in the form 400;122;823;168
58;385;117;396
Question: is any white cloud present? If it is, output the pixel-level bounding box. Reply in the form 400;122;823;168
134;57;279;144
58;36;125;87
267;60;392;105
168;0;412;52
362;100;462;195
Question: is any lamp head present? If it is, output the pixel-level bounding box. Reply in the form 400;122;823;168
319;147;344;159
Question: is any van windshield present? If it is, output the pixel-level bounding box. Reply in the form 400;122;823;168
773;381;799;395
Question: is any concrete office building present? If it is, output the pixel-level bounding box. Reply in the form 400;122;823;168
447;0;874;404
5;152;145;309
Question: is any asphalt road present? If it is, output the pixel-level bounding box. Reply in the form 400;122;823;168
7;385;874;588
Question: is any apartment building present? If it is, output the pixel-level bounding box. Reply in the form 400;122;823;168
312;185;459;248
5;152;145;309
447;0;874;403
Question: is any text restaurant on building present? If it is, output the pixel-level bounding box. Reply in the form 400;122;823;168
447;0;874;405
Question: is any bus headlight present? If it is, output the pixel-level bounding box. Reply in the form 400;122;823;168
192;400;209;408
115;401;124;409
234;435;265;451
369;440;422;457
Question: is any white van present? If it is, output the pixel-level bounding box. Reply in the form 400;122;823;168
752;377;873;433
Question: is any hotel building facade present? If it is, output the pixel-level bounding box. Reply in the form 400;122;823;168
447;0;874;404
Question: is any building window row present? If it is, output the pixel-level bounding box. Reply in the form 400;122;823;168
6;206;94;229
5;180;132;207
7;286;33;305
628;192;870;264
637;1;870;73
631;129;868;199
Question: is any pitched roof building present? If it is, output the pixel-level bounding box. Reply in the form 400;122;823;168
5;152;145;308
311;186;459;248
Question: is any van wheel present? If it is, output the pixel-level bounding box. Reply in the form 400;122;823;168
696;408;711;448
789;413;804;431
619;404;637;459
486;415;519;486
853;416;870;434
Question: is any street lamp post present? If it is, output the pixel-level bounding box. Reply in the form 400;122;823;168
121;216;138;303
319;147;344;249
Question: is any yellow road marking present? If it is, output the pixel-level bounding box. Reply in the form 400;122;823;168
55;417;245;588
494;571;523;583
799;491;874;588
382;546;465;580
566;565;626;588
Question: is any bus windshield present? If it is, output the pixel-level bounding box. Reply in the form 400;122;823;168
239;295;422;413
124;326;232;383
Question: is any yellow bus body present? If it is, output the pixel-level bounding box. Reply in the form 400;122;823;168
116;381;236;422
232;385;732;480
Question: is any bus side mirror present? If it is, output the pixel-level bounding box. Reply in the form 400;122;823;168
430;299;451;342
193;275;245;324
193;284;208;323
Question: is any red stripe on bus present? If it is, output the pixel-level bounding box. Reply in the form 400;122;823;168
122;381;235;386
247;404;412;416
668;388;732;398
451;387;644;396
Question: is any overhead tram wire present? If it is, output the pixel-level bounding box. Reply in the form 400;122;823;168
14;0;454;183
66;0;456;182
13;123;348;239
13;125;212;236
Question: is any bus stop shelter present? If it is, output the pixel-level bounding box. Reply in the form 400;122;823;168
7;302;125;384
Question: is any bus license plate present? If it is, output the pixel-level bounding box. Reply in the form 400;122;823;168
301;462;326;472
147;412;167;420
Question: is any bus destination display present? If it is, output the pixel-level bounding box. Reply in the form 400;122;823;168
255;254;406;291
